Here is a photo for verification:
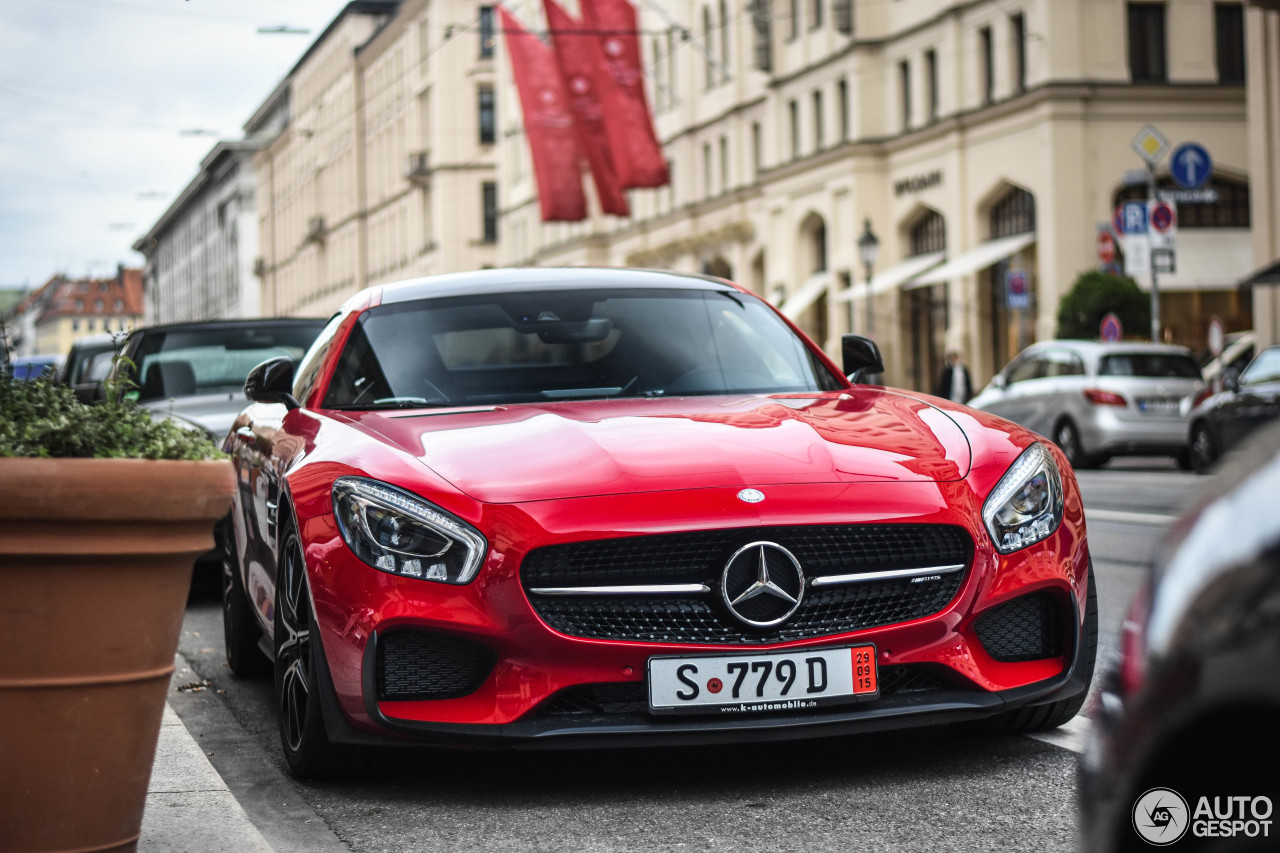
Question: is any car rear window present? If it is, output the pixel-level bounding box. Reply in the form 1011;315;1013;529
1098;353;1201;379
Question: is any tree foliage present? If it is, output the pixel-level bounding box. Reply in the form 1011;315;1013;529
1056;271;1151;340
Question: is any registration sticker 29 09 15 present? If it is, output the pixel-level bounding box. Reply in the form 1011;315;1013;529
647;645;878;714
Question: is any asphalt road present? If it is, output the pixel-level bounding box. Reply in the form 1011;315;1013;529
170;462;1209;853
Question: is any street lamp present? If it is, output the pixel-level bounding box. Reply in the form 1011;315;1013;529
857;218;880;336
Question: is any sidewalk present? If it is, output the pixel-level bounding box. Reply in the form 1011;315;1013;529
138;702;274;853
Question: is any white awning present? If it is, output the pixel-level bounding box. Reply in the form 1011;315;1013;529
833;251;946;301
780;272;830;320
910;232;1036;287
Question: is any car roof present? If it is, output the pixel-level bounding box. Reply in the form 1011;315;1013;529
1018;339;1195;356
376;267;739;306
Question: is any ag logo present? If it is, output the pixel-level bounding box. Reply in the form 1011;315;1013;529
1132;787;1190;845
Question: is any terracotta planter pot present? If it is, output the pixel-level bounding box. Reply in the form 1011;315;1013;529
0;458;234;853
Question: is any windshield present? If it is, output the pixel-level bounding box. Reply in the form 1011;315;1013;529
322;288;842;409
1098;353;1201;379
131;323;325;402
1240;348;1280;386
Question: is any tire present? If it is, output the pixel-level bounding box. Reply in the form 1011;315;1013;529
274;522;352;779
1190;422;1217;475
221;514;270;678
967;561;1099;735
1053;418;1099;470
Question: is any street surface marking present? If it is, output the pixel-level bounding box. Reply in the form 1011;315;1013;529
1087;509;1178;527
1026;713;1089;754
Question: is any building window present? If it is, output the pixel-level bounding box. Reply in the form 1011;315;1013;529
114;299;123;310
752;121;763;174
482;182;498;243
1127;3;1167;83
789;0;800;40
478;85;495;145
812;90;824;150
653;38;665;110
719;0;730;74
979;27;994;104
989;186;1036;237
925;49;938;122
703;6;715;89
719;135;729;192
1010;13;1026;92
910;211;946;256
668;29;678;100
478;6;494;58
751;0;773;71
899;60;911;131
833;0;852;34
837;78;849;141
1216;3;1245;85
810;0;823;30
789;99;800;159
72;319;80;332
703;142;713;196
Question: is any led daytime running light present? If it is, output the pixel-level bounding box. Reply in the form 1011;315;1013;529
982;442;1065;555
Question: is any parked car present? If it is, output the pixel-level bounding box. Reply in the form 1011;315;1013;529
105;318;326;442
1187;344;1280;474
968;340;1203;469
1079;421;1280;852
223;268;1096;778
57;332;118;394
8;354;65;381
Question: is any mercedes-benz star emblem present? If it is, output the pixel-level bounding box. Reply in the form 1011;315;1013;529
737;488;765;504
721;542;805;628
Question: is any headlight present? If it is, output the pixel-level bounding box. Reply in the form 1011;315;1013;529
332;477;487;583
982;442;1065;554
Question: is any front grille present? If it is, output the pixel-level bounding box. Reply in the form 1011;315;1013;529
973;593;1063;662
522;525;972;644
536;665;956;718
376;631;497;701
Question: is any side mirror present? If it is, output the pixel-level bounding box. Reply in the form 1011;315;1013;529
1223;369;1240;393
841;335;885;384
990;373;1007;391
244;356;300;410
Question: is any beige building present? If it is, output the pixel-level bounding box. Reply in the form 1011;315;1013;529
252;0;500;319
32;269;144;357
1246;0;1280;347
498;0;1256;390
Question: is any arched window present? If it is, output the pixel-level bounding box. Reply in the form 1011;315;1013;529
909;210;946;256
989;186;1036;237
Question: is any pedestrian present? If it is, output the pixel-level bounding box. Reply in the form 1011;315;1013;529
935;350;972;404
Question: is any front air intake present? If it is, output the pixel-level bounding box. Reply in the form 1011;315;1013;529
376;631;496;701
974;592;1063;662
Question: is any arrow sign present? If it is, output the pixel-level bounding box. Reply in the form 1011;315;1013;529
1170;142;1212;189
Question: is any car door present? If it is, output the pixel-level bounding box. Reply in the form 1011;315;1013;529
984;352;1048;427
1218;348;1280;448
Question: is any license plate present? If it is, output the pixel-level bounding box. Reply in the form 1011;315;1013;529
1138;398;1180;414
647;645;878;715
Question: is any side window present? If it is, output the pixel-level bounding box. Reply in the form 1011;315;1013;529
294;313;347;404
1007;355;1044;384
1043;349;1085;377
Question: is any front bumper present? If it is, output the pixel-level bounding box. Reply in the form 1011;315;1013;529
301;478;1091;746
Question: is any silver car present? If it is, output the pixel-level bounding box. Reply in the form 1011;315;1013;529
968;340;1203;469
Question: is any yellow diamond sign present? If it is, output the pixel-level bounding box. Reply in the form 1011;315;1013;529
1131;123;1169;164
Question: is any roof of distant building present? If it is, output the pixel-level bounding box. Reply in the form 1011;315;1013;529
36;269;144;325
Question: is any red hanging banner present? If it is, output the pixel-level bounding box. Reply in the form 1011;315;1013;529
544;0;630;216
500;5;587;222
580;0;670;189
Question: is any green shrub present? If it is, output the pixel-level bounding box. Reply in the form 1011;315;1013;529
1055;271;1151;339
0;378;222;460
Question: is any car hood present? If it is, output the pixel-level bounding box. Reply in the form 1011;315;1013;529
346;391;972;504
143;393;245;442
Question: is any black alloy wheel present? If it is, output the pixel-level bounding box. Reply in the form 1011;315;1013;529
1190;422;1217;475
221;514;270;677
274;523;351;778
1053;419;1098;470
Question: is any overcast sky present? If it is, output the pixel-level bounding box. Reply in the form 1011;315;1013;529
0;0;353;289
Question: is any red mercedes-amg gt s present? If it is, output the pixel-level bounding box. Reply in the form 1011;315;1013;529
222;267;1095;777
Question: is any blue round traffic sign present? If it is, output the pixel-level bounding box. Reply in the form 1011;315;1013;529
1170;142;1212;189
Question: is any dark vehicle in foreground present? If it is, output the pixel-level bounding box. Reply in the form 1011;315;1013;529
106;318;325;442
1188;345;1280;474
58;332;118;398
223;268;1096;778
1080;423;1280;851
968;340;1203;469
